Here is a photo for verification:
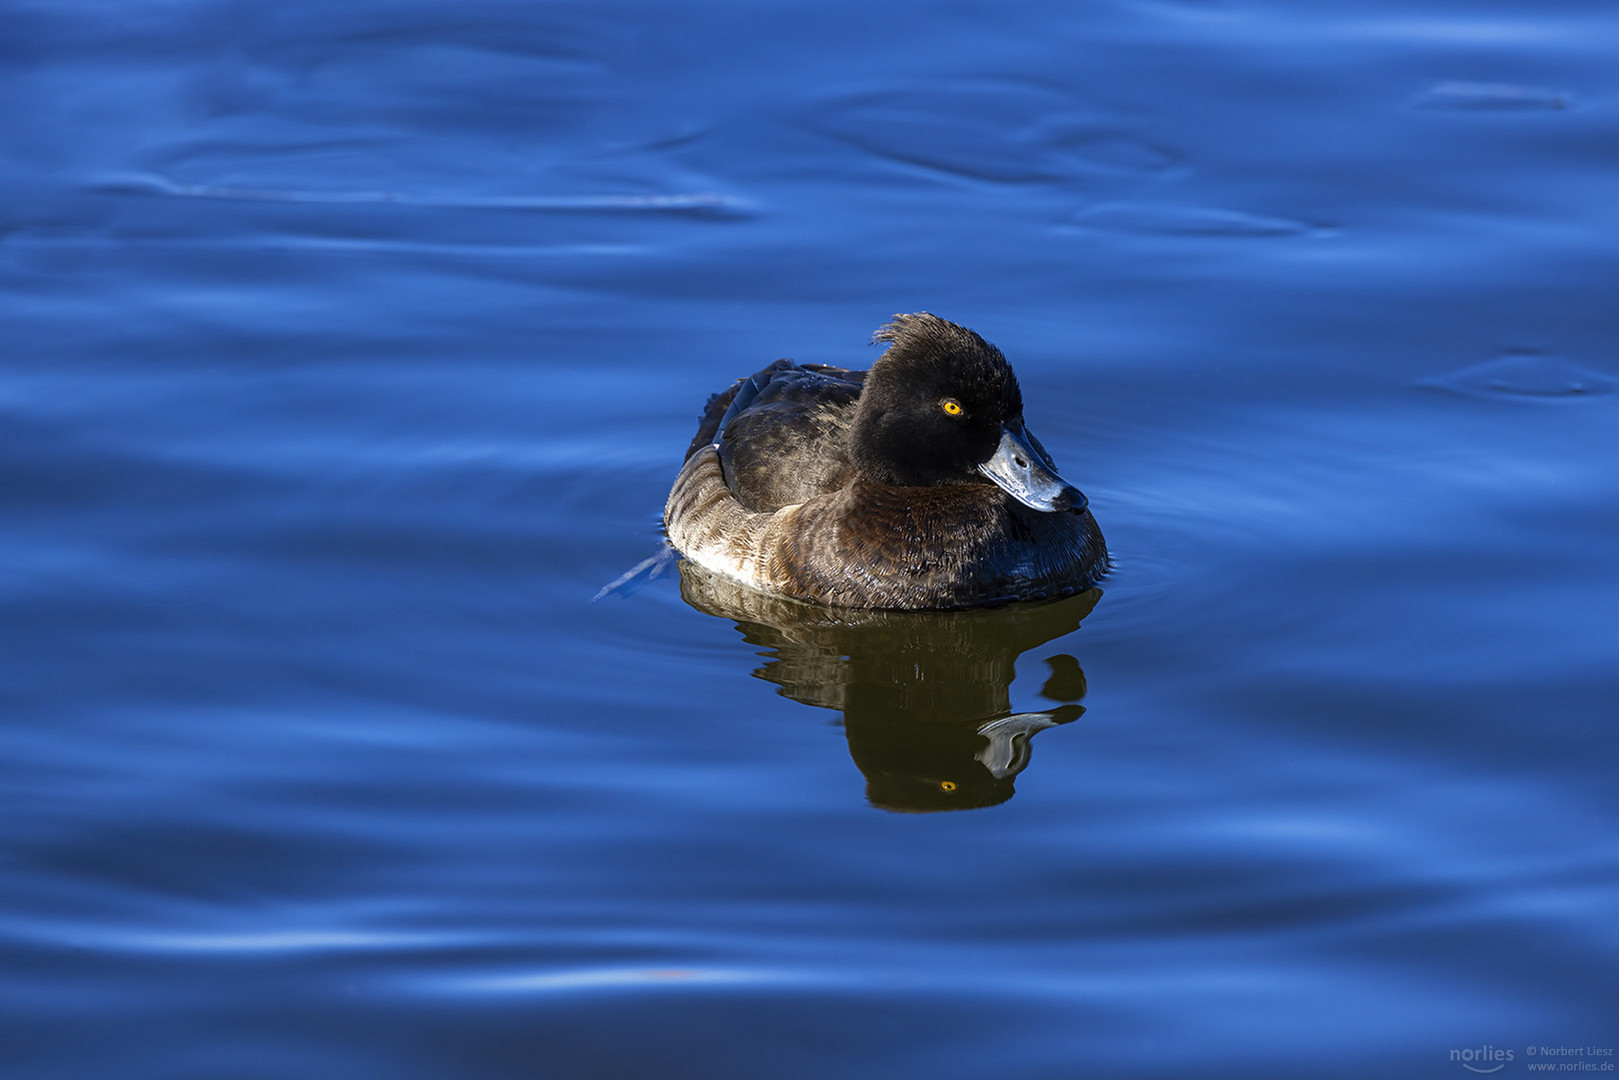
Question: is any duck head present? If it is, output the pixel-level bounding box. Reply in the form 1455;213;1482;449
849;312;1088;514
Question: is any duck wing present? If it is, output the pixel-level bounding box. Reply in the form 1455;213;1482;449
684;360;864;513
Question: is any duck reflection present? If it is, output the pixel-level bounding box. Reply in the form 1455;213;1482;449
678;563;1100;812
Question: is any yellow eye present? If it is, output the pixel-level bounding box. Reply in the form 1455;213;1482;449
940;780;957;792
941;399;963;416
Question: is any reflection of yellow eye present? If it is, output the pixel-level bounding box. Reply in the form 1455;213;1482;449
941;399;963;416
940;780;957;791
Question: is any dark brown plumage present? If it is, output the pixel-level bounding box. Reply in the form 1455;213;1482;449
666;313;1107;609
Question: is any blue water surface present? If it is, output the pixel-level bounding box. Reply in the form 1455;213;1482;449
3;0;1617;1077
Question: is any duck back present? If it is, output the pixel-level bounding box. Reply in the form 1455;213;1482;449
686;360;865;512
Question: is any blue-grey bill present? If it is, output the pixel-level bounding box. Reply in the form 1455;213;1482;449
978;424;1089;514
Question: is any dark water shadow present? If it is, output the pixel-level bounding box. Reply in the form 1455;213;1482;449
678;563;1101;813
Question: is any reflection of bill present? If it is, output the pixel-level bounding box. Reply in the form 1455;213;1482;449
678;562;1102;812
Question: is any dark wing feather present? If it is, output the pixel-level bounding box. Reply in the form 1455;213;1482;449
683;360;865;513
685;358;796;460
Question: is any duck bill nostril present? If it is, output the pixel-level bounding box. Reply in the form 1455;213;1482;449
978;424;1088;514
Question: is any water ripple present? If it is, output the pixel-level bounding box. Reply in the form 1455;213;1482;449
428;966;777;996
803;79;1181;187
1420;352;1618;400
1063;202;1329;238
1412;80;1577;111
92;174;753;218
